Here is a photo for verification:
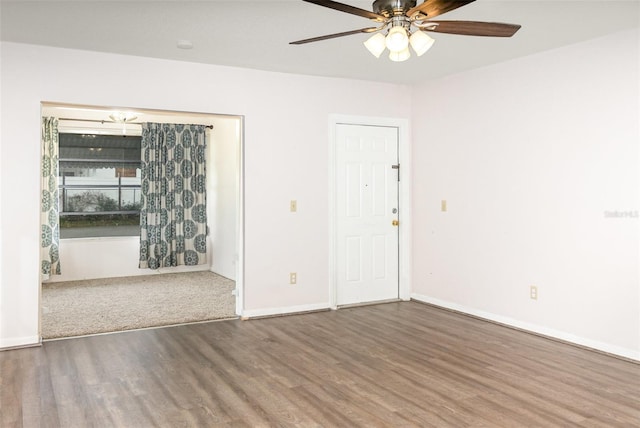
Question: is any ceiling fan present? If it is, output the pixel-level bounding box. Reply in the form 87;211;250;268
290;0;521;62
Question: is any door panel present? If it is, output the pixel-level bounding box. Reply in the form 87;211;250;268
336;124;399;306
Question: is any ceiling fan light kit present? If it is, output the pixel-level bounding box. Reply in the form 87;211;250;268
363;33;387;57
409;30;435;56
389;47;411;62
109;112;137;124
109;111;138;135
291;0;521;63
364;22;435;61
385;25;409;51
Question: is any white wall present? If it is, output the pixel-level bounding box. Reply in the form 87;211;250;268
3;32;637;359
0;42;411;347
208;117;240;280
48;237;215;282
411;29;639;360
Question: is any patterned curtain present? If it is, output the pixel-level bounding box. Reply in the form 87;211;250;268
41;117;61;278
139;123;208;269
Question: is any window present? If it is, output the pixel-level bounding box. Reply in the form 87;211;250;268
58;133;141;238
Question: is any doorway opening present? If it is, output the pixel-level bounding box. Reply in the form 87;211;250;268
39;102;244;338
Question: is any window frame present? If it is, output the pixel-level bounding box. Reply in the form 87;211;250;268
56;124;143;239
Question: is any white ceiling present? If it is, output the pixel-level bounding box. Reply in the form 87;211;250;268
1;1;638;85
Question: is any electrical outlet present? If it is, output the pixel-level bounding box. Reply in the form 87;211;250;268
441;200;447;212
290;200;297;212
290;272;297;285
530;285;538;300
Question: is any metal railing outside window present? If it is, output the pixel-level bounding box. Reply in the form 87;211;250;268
57;133;142;238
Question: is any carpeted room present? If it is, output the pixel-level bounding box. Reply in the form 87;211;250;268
39;104;242;339
41;272;236;339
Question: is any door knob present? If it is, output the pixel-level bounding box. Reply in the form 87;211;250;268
392;219;399;226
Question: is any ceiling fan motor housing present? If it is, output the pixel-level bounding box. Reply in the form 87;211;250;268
373;0;417;17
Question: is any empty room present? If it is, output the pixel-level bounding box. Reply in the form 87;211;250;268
0;0;638;426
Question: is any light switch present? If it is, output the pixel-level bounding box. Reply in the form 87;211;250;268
441;200;447;212
290;200;297;212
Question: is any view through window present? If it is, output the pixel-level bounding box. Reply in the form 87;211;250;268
58;133;141;238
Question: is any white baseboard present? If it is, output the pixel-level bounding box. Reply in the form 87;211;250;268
242;302;330;319
411;293;639;362
0;335;40;350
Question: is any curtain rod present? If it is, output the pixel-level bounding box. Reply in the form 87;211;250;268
56;117;214;129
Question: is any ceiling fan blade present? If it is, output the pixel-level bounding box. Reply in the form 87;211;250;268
302;0;385;21
407;0;475;19
424;20;521;37
290;27;379;45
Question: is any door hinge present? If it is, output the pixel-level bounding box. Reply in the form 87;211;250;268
392;164;400;181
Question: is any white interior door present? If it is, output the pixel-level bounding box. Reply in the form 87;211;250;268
336;123;399;306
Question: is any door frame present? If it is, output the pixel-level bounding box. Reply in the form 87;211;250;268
329;114;412;309
38;103;246;332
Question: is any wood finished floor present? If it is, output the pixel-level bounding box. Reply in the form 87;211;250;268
1;301;639;427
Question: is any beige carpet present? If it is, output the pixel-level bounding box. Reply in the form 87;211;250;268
42;271;236;339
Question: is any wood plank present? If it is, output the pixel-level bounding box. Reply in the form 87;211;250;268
1;302;638;426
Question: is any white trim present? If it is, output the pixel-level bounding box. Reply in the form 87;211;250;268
328;118;337;308
0;335;40;349
236;117;245;317
411;293;640;362
241;302;330;319
328;114;412;309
